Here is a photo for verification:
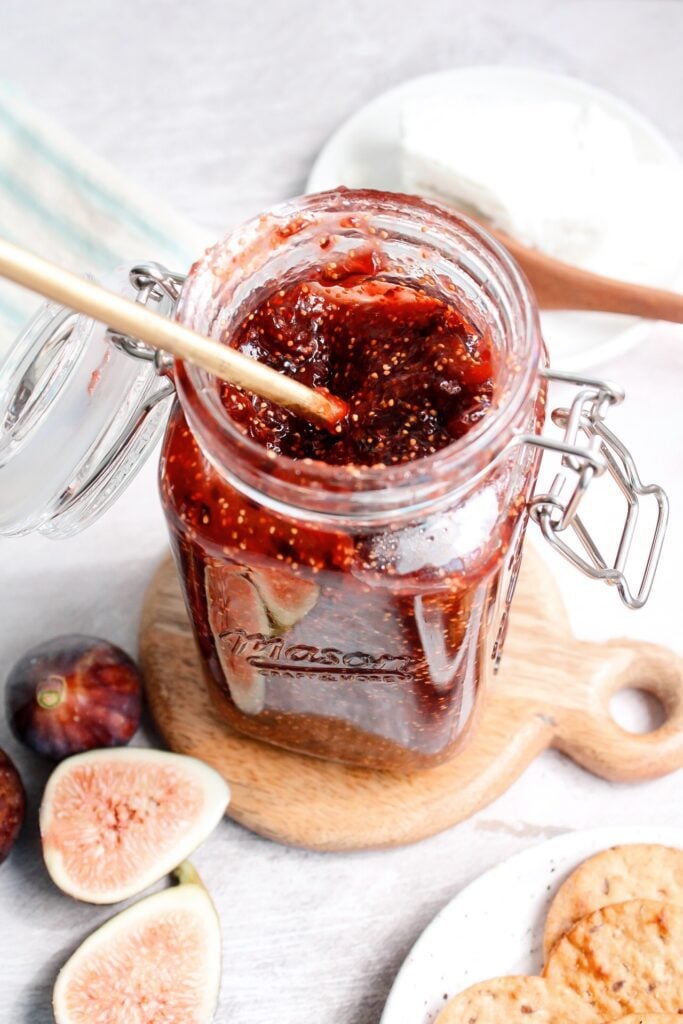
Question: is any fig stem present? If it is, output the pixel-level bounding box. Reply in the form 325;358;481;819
173;861;205;890
36;675;66;709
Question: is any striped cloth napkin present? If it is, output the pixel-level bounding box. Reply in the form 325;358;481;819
0;82;211;356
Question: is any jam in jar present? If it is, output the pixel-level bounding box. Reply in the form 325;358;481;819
161;190;547;770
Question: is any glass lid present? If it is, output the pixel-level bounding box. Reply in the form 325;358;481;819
0;266;177;537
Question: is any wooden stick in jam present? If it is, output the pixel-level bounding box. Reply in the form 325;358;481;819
0;236;347;429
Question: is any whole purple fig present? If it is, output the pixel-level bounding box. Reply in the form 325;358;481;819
7;635;142;761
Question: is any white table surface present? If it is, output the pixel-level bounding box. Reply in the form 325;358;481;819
1;2;682;1022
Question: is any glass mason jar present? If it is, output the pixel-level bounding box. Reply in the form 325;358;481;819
0;190;668;771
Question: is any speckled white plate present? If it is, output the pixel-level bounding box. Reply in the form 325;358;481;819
380;824;683;1024
307;67;683;370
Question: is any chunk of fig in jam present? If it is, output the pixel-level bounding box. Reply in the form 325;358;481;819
0;750;25;864
6;636;142;761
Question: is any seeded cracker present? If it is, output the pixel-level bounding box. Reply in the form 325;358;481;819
434;975;599;1024
543;900;683;1018
543;844;683;957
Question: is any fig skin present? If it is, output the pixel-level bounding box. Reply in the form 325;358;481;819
7;635;142;761
0;750;26;864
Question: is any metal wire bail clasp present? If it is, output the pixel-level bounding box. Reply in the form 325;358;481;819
107;261;186;372
521;369;668;609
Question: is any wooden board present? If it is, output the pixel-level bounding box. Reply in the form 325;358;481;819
139;546;683;851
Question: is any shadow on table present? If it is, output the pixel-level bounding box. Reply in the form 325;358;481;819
346;929;425;1024
18;947;70;1024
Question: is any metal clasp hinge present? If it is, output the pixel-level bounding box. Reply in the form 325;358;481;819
520;368;668;609
107;262;186;375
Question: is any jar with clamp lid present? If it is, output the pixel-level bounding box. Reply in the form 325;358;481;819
0;190;669;770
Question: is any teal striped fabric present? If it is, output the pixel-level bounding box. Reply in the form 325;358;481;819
0;82;210;355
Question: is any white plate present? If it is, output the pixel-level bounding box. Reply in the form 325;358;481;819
380;824;683;1024
307;67;683;370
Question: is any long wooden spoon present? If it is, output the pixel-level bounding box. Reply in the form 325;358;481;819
481;220;683;322
0;237;346;427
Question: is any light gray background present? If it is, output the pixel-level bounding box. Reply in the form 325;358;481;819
1;2;682;1022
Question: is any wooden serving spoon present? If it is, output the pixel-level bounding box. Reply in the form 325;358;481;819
481;219;683;322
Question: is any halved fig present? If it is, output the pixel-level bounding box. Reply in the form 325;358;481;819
250;565;320;630
206;564;269;714
53;862;221;1024
40;748;229;904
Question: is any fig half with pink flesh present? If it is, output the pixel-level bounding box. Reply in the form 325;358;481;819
40;748;229;903
53;862;221;1024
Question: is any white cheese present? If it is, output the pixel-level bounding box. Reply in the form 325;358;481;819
401;93;683;285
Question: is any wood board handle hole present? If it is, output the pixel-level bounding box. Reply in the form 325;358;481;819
553;639;683;782
609;687;668;734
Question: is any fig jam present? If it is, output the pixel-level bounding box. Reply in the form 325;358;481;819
161;190;546;770
220;259;495;465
